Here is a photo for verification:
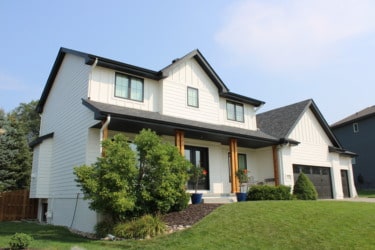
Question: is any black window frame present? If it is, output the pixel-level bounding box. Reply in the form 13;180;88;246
114;72;144;102
226;101;244;122
187;87;199;108
353;123;359;133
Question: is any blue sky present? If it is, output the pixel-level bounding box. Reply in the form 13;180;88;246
1;0;374;124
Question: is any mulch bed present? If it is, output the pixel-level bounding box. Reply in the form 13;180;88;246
162;203;222;227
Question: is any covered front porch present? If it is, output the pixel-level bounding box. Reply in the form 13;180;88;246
84;99;287;194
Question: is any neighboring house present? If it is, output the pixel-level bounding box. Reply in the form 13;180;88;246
331;106;375;190
30;48;357;233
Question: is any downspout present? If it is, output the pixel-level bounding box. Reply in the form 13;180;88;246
100;114;111;154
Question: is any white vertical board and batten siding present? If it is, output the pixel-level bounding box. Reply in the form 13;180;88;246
89;67;160;112
162;59;219;123
289;109;333;166
162;58;257;130
40;54;97;198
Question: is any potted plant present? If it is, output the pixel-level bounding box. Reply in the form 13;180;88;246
236;168;249;202
190;164;207;204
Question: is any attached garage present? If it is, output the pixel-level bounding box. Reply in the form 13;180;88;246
293;164;333;199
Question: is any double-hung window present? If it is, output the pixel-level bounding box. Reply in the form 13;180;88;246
115;73;144;101
226;101;244;122
187;87;199;107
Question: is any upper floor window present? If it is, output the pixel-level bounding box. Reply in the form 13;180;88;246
226;101;244;122
115;73;144;102
353;123;359;133
187;87;199;107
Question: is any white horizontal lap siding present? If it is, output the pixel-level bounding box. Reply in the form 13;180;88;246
40;54;97;198
89;67;160;112
162;59;219;123
31;138;53;198
289;109;333;167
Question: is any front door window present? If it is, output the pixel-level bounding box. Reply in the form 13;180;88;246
184;146;209;190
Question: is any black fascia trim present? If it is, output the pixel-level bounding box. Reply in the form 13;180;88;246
82;99;279;145
29;132;54;148
328;146;357;157
309;101;341;148
109;112;279;144
193;52;229;93
221;92;265;107
87;57;163;81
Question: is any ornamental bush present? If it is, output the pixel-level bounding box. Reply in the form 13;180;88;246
293;173;318;200
9;233;33;250
74;129;191;222
113;214;166;239
247;185;292;200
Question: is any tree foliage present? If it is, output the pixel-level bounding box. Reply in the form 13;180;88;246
9;100;40;143
74;129;191;222
293;173;318;200
0;113;32;191
0;101;40;191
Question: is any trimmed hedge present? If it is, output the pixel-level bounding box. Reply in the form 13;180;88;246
247;185;292;201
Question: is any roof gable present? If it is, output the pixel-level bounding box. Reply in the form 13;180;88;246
331;105;375;128
257;99;341;148
161;49;265;107
37;48;265;113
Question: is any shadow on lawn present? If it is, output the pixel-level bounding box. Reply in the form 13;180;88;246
0;221;92;244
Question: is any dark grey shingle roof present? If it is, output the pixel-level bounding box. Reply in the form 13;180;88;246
331;105;375;128
83;99;279;147
257;99;312;138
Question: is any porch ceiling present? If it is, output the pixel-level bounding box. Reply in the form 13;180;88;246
83;99;280;148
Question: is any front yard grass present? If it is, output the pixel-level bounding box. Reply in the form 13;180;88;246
0;201;374;249
357;189;375;198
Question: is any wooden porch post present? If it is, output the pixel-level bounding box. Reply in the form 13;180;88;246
272;145;280;186
230;138;239;193
101;119;109;157
175;130;185;156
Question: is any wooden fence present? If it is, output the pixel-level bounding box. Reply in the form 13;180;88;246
0;189;38;221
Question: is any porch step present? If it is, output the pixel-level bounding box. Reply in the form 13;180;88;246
202;193;237;204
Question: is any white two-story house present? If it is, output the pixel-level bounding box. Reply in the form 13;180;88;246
30;48;357;233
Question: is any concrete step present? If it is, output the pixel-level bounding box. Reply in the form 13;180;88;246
202;193;237;203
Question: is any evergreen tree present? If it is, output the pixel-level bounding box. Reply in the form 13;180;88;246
0;113;31;191
293;173;318;200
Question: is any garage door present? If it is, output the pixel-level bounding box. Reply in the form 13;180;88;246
293;165;333;199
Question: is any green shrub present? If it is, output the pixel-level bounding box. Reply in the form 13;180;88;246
247;185;292;200
114;214;166;239
9;232;33;250
293;173;318;200
94;219;115;238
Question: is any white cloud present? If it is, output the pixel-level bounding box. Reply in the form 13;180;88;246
215;0;375;72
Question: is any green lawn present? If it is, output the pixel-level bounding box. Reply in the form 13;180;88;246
1;201;374;249
357;189;375;198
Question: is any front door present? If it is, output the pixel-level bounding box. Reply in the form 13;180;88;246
185;146;209;190
341;170;350;198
